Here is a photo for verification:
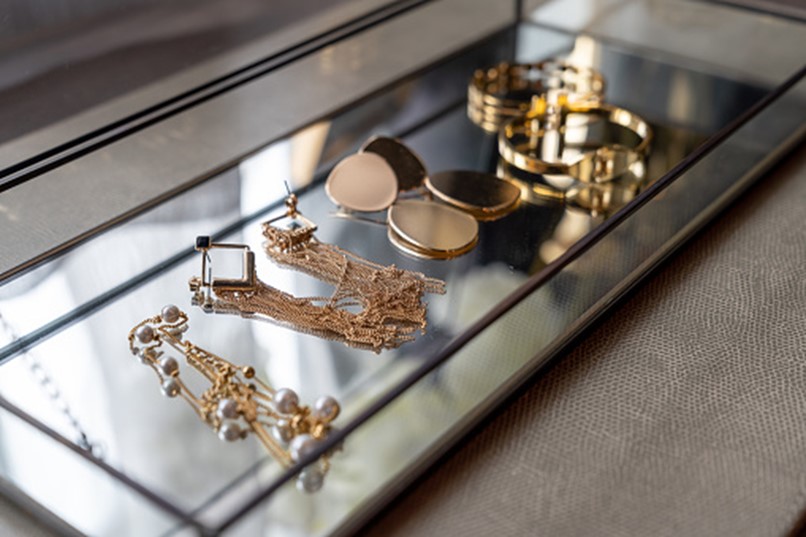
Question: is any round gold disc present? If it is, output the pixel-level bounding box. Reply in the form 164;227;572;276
325;153;398;212
361;136;427;192
425;170;521;221
387;200;478;259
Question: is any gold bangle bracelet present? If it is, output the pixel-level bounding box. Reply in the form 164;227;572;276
467;60;605;132
498;101;653;183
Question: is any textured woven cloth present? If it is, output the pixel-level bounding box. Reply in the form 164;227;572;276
363;147;806;537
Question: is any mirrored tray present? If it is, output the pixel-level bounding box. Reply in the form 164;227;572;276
0;2;804;536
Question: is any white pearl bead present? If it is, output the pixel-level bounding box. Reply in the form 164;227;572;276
273;388;299;414
313;396;340;422
218;422;242;442
296;466;325;493
289;434;317;462
161;304;180;323
271;419;293;444
135;325;154;344
161;378;180;398
216;398;239;420
158;356;179;377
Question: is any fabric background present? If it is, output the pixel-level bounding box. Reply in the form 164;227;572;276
362;146;806;537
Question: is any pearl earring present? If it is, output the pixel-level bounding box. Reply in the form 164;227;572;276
128;305;340;493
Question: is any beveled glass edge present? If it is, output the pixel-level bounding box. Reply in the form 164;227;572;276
523;0;806;87
0;393;202;532
0;474;84;536
0;0;420;184
707;0;806;21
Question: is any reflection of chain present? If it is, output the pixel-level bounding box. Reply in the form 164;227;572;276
0;311;103;458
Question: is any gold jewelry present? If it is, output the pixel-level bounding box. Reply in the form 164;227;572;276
497;154;648;217
387;200;479;259
189;195;445;352
326;138;482;259
498;97;652;183
496;160;567;205
325;152;399;212
424;170;521;221
127;305;339;492
262;192;445;317
362;136;428;192
468;60;605;132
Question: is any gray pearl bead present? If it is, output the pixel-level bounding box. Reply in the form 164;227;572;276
296;466;325;493
271;419;293;444
216;398;239;420
161;378;180;398
158;356;179;377
312;395;340;422
135;325;154;344
218;422;242;442
161;304;180;323
289;434;317;462
273;388;299;414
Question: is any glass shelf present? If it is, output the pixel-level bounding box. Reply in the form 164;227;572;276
0;2;803;535
0;0;407;175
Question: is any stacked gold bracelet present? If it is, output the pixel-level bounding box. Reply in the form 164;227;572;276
467;60;605;133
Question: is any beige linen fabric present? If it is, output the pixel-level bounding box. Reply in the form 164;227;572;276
364;147;806;537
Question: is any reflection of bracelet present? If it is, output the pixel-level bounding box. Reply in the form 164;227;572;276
467;61;605;132
128;305;340;493
498;101;652;183
497;158;647;217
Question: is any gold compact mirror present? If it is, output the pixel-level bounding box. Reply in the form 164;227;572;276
325;152;399;212
361;136;427;192
425;170;521;221
387;200;479;260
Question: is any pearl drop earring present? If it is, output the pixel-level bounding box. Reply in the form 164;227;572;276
128;305;340;493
